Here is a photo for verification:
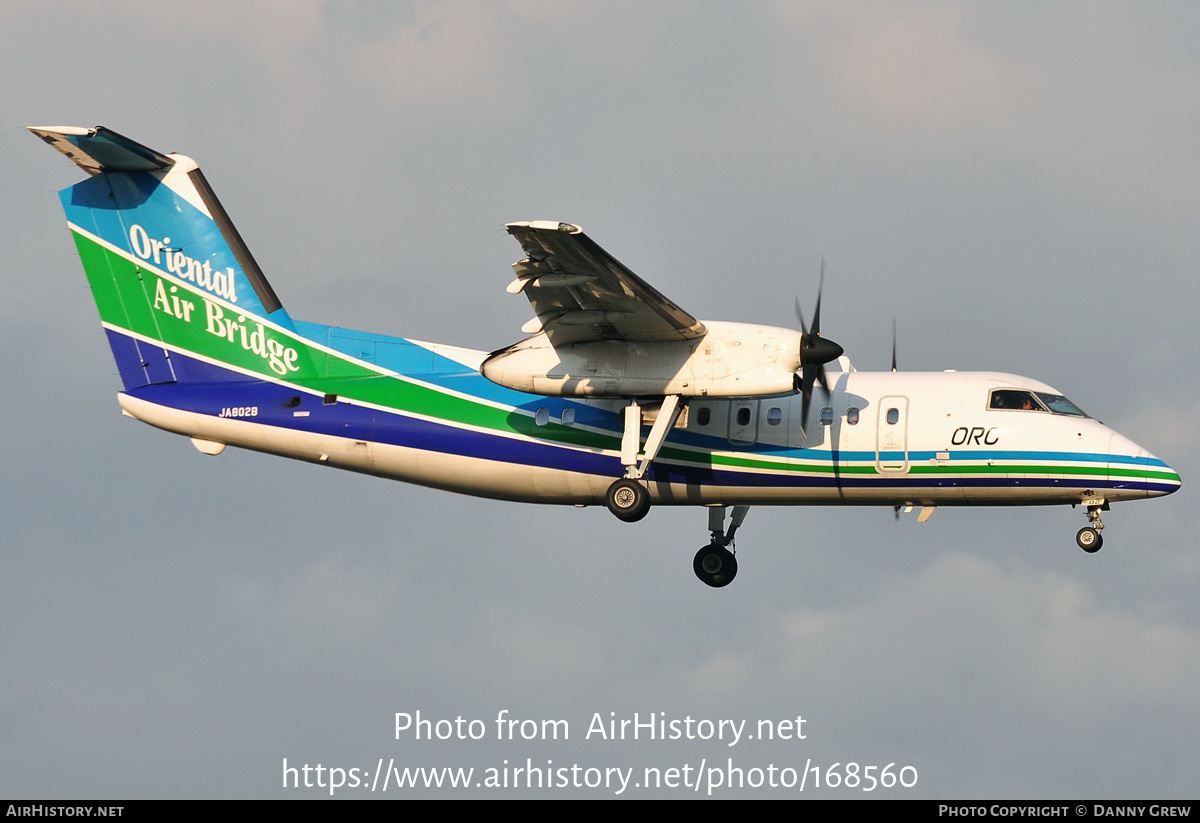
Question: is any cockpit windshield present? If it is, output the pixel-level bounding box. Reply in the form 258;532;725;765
1033;392;1088;417
988;388;1088;417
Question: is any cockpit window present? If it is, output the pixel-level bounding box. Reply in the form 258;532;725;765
988;388;1088;417
1034;392;1088;417
989;389;1043;411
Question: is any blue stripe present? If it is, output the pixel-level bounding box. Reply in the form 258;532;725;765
111;331;1176;497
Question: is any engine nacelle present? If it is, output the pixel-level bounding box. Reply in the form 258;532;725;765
482;321;803;398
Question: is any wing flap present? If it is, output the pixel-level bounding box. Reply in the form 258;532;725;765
505;222;706;344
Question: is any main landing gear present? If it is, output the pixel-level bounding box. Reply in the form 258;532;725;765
606;479;650;522
693;505;749;588
603;396;683;524
598;396;749;588
1075;498;1107;553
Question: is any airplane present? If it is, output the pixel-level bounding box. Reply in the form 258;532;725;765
31;125;1181;588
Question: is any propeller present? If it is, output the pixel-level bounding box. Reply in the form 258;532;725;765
793;258;844;438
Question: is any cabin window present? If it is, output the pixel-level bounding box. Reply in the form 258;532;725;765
736;407;752;427
561;408;575;426
535;407;550;426
820;407;834;425
697;407;711;426
846;407;860;425
323;393;338;405
886;408;899;425
767;407;783;426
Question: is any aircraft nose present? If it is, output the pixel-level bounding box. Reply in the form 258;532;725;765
1108;432;1181;498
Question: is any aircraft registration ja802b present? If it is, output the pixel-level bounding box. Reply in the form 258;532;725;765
33;125;1180;588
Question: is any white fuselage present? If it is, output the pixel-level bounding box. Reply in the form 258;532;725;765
116;358;1176;510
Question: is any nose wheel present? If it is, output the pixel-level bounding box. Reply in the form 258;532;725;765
1076;498;1107;553
1076;526;1103;552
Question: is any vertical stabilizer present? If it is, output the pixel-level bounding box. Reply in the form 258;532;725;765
32;126;312;389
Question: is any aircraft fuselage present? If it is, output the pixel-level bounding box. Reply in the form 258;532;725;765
114;347;1175;511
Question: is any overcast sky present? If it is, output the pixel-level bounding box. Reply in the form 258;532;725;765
3;0;1198;798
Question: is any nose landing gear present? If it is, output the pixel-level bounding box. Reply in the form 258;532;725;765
1076;498;1107;553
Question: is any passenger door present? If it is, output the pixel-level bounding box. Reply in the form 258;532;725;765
876;396;910;473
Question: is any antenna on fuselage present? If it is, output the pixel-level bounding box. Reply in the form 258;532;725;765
891;319;898;372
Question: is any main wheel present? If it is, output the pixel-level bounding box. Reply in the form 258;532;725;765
605;479;651;522
693;544;738;588
1076;526;1103;553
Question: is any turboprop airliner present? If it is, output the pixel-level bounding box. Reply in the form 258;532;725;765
31;125;1180;587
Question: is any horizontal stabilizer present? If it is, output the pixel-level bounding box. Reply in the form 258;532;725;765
27;125;173;175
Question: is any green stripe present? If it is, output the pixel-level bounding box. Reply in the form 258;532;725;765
71;230;1182;487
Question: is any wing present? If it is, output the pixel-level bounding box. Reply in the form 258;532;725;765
505;221;706;344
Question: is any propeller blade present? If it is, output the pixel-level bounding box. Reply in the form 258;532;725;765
800;382;811;437
798;365;835;438
812;257;824;336
798;368;814;440
815;362;831;394
794;298;809;336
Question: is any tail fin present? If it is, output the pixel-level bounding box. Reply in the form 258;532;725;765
31;126;312;388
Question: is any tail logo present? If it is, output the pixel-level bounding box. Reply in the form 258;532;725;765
129;223;238;303
203;301;301;375
150;275;302;377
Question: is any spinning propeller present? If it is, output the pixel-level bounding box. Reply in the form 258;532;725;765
793;259;844;438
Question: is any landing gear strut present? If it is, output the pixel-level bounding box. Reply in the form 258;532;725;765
1076;499;1107;553
694;505;749;587
604;396;683;524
